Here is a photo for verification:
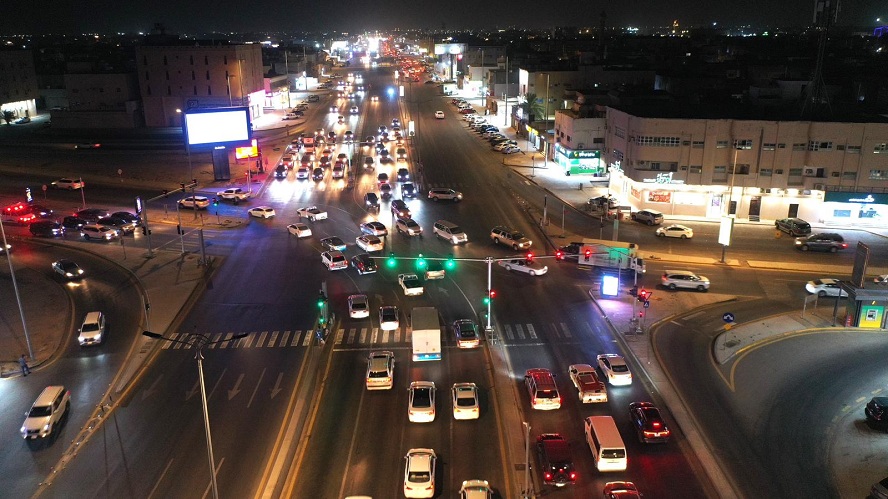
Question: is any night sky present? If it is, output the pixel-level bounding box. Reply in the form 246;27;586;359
0;0;883;35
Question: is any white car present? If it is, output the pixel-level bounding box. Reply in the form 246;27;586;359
379;305;399;331
805;278;849;297
459;480;492;499
350;105;359;114
656;224;694;239
501;145;521;154
52;259;84;279
356;234;384;252
434;111;445;119
366;350;395;390
408;381;436;423
360;221;388;236
248;206;276;218
321;250;348;270
452;383;480;420
395;217;422;236
492;142;512;152
296;206;327;221
661;269;710;291
348;294;370;319
217;187;250;203
296;167;310;179
179;196;210;209
568;364;608;403
77;311;105;346
404;448;437;498
398;273;424;296
498;259;548;276
597;354;633;386
51;178;84;190
286;223;312;238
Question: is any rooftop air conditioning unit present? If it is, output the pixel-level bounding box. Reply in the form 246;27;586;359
803;167;816;177
813;183;825;191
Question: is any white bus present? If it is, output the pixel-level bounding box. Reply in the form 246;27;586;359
584;416;627;471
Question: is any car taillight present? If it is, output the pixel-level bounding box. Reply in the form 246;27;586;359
841;244;848;248
569;472;577;480
652;422;662;429
544;472;552;481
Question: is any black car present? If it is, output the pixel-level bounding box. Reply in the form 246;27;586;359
312;167;324;181
62;216;88;230
364;192;379;209
794;233;847;252
76;208;110;223
401;183;416;198
274;163;287;178
628;401;672;443
556;242;584;260
320;236;346;251
111;211;140;225
536;433;576;487
30;220;65;237
865;397;888;430
351;253;377;275
98;216;136;234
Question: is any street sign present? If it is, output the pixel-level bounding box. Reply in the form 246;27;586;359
643;300;650;308
723;312;735;323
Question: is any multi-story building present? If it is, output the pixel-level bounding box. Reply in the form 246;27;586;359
136;42;264;127
0;49;38;121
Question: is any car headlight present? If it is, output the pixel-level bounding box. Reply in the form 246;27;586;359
20;426;27;436
43;423;51;432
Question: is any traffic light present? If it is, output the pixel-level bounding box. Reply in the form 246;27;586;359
584;248;592;259
176;224;182;235
212;197;219;206
445;254;455;270
141;226;147;236
525;252;534;263
317;291;327;309
180;182;186;191
162;189;169;198
483;289;496;305
637;288;648;302
386;252;396;268
629;286;638;297
415;253;427;270
555;250;564;261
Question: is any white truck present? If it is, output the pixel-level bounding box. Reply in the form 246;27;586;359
411;307;441;361
577;238;645;275
296;206;328;221
216;187;250;204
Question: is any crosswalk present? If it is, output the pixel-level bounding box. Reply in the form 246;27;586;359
159;321;588;351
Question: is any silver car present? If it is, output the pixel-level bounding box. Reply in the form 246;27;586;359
661;270;710;291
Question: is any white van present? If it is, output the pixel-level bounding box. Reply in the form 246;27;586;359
433;220;468;244
583;416;627;471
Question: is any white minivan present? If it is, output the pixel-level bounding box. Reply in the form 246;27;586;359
584;416;627;471
433;220;468;244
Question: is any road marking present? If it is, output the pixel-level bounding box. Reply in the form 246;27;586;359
222;332;235;348
371;327;379;343
516;324;526;339
560;322;572;338
268;331;279;347
526;324;537;339
347;328;357;344
359;328;367;344
504;324;514;339
256;331;268;347
302;330;312;347
290;331;301;347
242;334;256;348
248;369;266;408
394;328;401;343
381;328;389;343
279;331;290;347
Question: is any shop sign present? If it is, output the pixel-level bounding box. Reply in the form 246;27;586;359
824;191;888;204
647;190;672;203
642;172;684;184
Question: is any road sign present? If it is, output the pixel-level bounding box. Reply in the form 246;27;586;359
723;312;735;323
643;300;650;308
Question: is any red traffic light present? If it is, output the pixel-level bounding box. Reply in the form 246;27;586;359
584;249;592;258
488;290;496;299
525;252;534;263
555;250;564;260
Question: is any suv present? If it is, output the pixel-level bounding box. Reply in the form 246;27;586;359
366;351;395;390
525;368;561;410
491;226;532;250
428;188;463;202
433;220;468;244
631;209;664;226
661;269;710;291
391;199;411;218
775;217;812;236
80;224;119;241
98;216;136;234
865;397;888;430
794;233;846;252
21;386;71;440
395;217;423;236
30;221;65;237
536;433;576;487
78;311;106;346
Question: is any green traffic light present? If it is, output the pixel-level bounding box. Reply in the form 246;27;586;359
445;254;455;270
483;297;490;305
416;253;427;269
387;252;396;268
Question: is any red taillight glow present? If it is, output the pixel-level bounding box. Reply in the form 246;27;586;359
544;472;552;480
652;422;662;429
569;472;577;480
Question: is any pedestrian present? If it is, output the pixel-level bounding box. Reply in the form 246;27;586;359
19;354;31;376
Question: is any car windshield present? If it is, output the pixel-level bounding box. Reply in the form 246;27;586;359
352;302;367;310
28;405;52;418
601;448;627;459
412;388;432;407
537;390;558;399
458;324;476;338
81;323;99;332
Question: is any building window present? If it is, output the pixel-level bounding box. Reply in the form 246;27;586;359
566;135;571;143
714;166;727;174
842;171;856;180
762;143;776;151
692;141;704;148
192;70;195;80
793;143;806;151
612;149;623;161
875;143;888;154
788;168;803;176
778;143;786;149
206;71;210;80
847;145;861;153
760;169;772;176
831;171;840;177
194;86;197;95
689;166;702;173
775;169;784;175
731;164;750;174
734;139;753;150
836;144;845;151
593;137;604;144
205;56;209;65
870;170;886;179
682;140;690;146
636;136;680;147
165;70;169;81
142;55;147;65
808;141;833;151
614;127;625;139
190;55;194;65
716;140;729;149
167;86;171;96
146;85;151;95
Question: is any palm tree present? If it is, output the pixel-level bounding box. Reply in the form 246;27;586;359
521;93;546;122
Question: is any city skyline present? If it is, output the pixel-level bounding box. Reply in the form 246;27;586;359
0;0;884;36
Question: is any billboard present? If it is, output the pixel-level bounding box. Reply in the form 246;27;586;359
184;107;252;150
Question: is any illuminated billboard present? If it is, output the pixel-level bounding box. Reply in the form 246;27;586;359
184;107;252;150
434;43;465;55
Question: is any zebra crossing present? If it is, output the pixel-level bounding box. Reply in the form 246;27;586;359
158;321;587;351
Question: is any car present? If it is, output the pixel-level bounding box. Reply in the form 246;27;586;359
77;311;106;346
805;278;848;297
403;448;437;498
321;250;348;270
424;261;446;280
597;354;633;386
401;182;417;198
396;217;422;236
498;259;548;276
248;206;276;218
332;164;345;178
51;178;84;190
396;149;408;162
379;183;393;199
360;221;387;236
111;211;140;225
434;111;445;119
377;172;389;184
396;167;410;181
631;209;664;226
97;216;136;234
296;167;310;179
62;216;88;230
296;206;328;222
459;479;491;499
568;364;607;403
178;196;210;210
661;269;710;291
453;319;481;348
392;118;400;127
459;108;476;114
876;274;888;285
408;381;436;423
794;233;847;252
391;199;411;218
280;155;294;168
52;259;84;280
356;234;384;252
492;142;513;152
629;401;671;443
379;305;400;331
775;217;812;236
20;386;71;440
312;167;324;180
320;236;347;252
30;221;65;237
502;146;521;155
348;294;370;319
366;350;395;390
603;481;641;499
217;187;250;203
363;156;375;169
300;152;316;165
80;224;119;241
350;105;359;114
74;142;101;149
490;226;532;250
286;223;312;238
451;383;480;420
329;105;338;113
398;273;424;296
871;477;888;499
75;208;109;223
344;131;354;143
656;224;694;239
428;188;463;201
351;253;378;275
536;434;577;487
370;95;379;102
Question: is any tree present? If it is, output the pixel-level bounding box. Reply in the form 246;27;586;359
522;93;546;122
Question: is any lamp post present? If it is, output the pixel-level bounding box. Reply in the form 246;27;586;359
0;218;33;360
544;72;550;168
142;330;248;499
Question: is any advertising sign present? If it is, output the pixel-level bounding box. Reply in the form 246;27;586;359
184;107;252;151
859;305;885;328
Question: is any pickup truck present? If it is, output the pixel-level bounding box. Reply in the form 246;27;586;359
398;273;424;296
568;364;607;403
216;188;250;203
296;206;328;222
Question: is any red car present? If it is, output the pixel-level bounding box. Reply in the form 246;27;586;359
458;108;476;115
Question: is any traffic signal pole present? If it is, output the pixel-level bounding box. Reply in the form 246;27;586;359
486;256;493;330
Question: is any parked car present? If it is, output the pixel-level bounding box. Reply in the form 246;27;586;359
775;217;812;236
631;209;664;226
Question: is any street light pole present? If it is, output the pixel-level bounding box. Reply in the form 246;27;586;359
486;256;493;330
0;218;33;360
522;421;532;498
544;72;550;168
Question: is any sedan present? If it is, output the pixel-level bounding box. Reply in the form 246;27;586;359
286;223;312;238
655;224;694;239
360;221;387;236
348;294;370;319
379;305;400;331
597;354;633;386
320;236;347;251
805;278;848;297
453;319;480;348
434;111;444;119
498;259;548;276
408;381;436;423
603;482;641;499
398;273;424;296
452;383;480;420
178;196;210;209
248;206;276;218
351;253;378;275
52;259;84;280
502;145;521;154
51;178;84;190
628;401;671;443
403;448;437;498
356;234;384;252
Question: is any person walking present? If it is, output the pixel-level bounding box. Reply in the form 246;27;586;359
19;354;31;376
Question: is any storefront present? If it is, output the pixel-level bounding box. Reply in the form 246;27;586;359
553;143;606;177
822;191;888;226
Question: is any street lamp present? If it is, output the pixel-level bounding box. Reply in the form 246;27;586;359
544;72;550;168
0;218;33;360
142;330;248;499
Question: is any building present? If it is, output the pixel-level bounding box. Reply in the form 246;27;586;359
136;42;264;127
0;49;38;121
50;73;141;128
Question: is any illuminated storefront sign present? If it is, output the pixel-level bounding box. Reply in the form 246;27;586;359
642;172;684;184
824;191;888;204
554;143;604;175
